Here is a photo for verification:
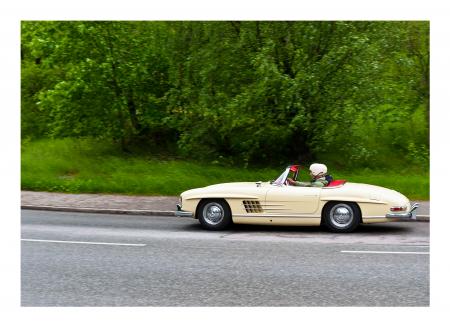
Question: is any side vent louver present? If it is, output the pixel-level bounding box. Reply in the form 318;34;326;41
243;200;263;213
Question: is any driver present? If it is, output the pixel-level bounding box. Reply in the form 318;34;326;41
287;163;329;187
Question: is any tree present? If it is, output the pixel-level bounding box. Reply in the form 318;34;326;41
22;21;172;150
21;21;429;168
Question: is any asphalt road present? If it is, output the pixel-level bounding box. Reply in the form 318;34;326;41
21;210;429;306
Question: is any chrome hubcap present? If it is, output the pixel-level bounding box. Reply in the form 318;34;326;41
203;202;224;225
330;204;353;228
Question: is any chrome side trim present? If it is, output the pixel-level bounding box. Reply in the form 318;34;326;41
185;195;259;200
320;198;387;205
233;214;321;219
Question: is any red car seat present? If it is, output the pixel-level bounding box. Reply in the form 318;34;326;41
326;179;347;187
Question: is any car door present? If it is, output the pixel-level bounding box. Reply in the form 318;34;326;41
264;184;321;215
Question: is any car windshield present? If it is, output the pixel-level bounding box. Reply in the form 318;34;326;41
272;165;299;185
272;168;289;185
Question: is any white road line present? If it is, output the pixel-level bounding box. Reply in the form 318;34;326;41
399;245;430;247
400;246;430;248
21;238;146;247
341;250;429;255
356;244;430;248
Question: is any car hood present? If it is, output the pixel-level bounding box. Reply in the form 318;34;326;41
181;182;270;199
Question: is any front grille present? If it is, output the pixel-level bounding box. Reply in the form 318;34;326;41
243;200;263;213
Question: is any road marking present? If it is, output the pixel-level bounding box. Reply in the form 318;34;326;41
341;250;429;255
21;238;146;247
365;245;430;248
399;245;430;248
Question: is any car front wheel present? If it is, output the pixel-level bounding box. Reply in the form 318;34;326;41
197;199;232;231
323;202;360;233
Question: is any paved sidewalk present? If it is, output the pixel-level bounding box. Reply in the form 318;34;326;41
21;191;430;220
21;191;179;216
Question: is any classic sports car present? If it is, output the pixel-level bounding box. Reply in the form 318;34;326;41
175;165;419;232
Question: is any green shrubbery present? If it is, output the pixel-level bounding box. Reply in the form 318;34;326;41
21;138;429;199
21;21;429;169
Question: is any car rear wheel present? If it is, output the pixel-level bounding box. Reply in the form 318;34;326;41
197;199;232;231
323;202;360;233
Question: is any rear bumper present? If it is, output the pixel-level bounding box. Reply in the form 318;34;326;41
385;203;419;220
175;204;194;218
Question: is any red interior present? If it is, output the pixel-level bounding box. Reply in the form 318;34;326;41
326;179;347;187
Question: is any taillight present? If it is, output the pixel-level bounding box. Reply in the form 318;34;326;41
390;206;407;212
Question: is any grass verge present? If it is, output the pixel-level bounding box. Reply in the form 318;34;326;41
21;138;429;199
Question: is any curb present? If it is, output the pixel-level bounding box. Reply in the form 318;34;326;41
21;205;176;217
415;215;430;222
21;205;429;221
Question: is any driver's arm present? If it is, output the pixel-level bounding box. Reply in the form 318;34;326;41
287;178;312;187
295;180;327;187
293;181;313;187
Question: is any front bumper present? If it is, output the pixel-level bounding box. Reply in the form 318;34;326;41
175;204;194;218
385;203;419;220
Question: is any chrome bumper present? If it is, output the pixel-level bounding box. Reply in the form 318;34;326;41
175;204;194;218
385;203;419;220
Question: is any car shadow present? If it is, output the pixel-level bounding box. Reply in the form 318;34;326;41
181;222;415;235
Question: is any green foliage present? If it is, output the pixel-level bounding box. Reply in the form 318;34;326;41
21;21;429;170
21;138;279;195
22;21;173;148
21;138;429;199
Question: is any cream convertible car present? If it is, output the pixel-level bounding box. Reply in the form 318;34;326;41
175;165;419;232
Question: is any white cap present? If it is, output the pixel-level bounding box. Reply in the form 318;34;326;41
309;163;327;176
